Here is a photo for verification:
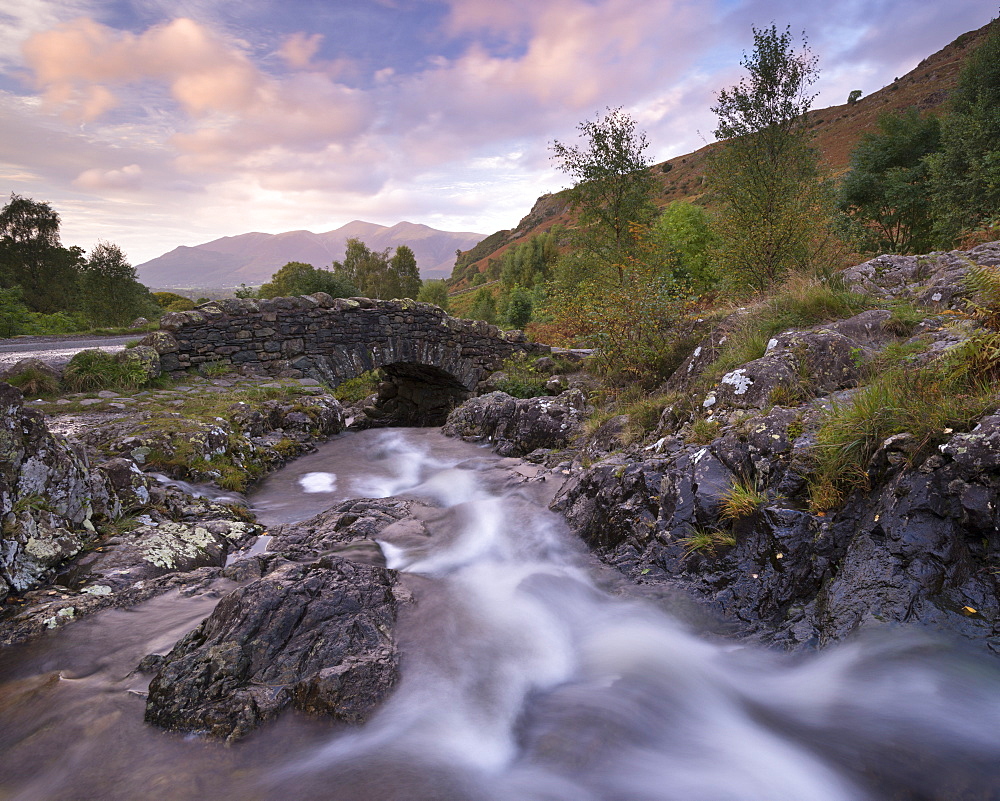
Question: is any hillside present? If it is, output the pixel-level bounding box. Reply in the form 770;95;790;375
137;220;485;290
451;18;997;288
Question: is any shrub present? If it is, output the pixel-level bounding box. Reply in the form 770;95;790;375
62;349;150;392
5;366;59;397
333;370;380;404
493;353;549;398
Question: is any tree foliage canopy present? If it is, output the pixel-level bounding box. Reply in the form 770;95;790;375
712;25;818;141
332;238;423;300
0;194;82;313
416;279;450;311
839;109;941;254
928;21;1000;243
258;261;357;299
79;241;159;325
708;25;835;292
550;108;657;269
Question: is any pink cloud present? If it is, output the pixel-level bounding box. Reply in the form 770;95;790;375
22;17;262;118
22;16;374;168
73;163;143;190
278;32;323;69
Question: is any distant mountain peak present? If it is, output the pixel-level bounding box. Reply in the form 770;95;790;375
137;222;485;290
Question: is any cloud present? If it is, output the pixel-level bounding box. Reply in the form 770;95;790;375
278;32;323;69
21;15;375;171
0;0;96;69
21;17;262;118
73;163;142;190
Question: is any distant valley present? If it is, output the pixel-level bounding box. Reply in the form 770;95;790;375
136;220;484;290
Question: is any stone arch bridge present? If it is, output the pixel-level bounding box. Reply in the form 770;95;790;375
145;294;548;424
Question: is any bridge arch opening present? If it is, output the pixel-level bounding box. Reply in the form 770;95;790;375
362;362;471;427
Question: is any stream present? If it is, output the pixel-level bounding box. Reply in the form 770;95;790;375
2;428;1000;800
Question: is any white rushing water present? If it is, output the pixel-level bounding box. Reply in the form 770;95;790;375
269;430;1000;801
2;428;999;801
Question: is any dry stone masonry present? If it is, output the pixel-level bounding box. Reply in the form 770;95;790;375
145;294;548;424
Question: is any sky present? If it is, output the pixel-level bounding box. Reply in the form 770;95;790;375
0;0;994;266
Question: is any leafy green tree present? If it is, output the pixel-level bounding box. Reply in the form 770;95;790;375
838;109;941;254
650;202;718;290
468;288;497;324
417;279;450;311
79;241;159;326
259;261;357;299
500;232;558;288
333;239;421;299
550;108;657;277
928;22;1000;243
333;239;387;297
708;25;836;291
390;244;422;299
0;286;31;337
0;194;82;312
501;285;534;329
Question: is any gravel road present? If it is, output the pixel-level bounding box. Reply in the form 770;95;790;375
0;334;134;371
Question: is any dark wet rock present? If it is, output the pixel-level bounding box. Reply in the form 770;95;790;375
271;497;415;562
556;399;1000;654
0;563;230;646
443;389;589;457
145;555;403;741
60;518;253;590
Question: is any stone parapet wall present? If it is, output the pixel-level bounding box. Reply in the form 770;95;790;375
145;294;548;393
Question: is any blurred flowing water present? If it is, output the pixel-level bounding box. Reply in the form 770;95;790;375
2;428;999;800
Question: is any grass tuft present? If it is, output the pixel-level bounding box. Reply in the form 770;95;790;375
62;349;150;392
687;417;720;444
718;476;767;520
704;273;875;384
680;526;737;559
806;364;994;510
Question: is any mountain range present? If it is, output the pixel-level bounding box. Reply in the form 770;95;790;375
136;220;485;289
